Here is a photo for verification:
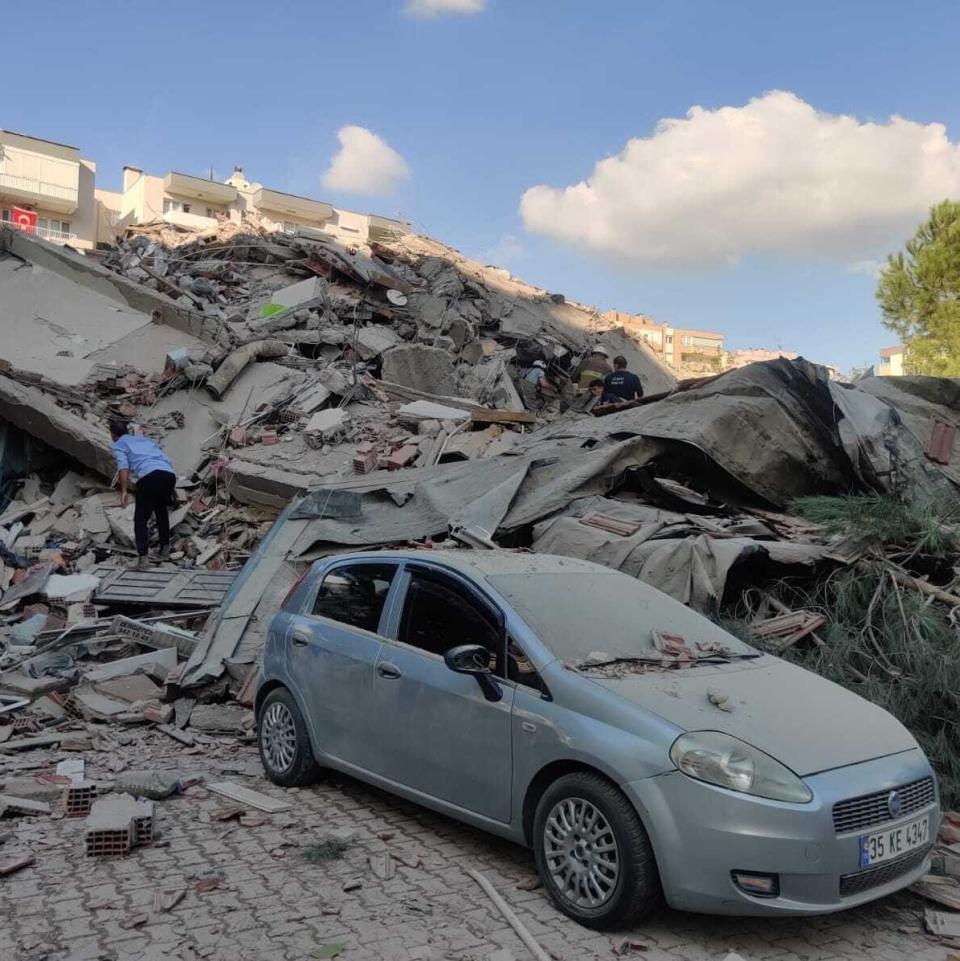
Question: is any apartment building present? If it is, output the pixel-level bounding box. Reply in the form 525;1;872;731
600;309;725;374
0;124;410;252
101;165;409;246
879;345;907;376
0;130;102;249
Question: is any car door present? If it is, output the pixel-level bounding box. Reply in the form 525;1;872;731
286;560;399;772
369;563;515;824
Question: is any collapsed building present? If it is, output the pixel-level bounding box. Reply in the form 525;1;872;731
1;214;959;831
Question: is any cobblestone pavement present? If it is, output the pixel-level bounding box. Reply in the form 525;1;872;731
0;735;948;961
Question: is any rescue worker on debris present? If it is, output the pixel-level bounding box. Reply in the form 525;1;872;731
524;359;548;386
573;345;613;389
603;355;644;402
586;378;613;411
109;418;177;570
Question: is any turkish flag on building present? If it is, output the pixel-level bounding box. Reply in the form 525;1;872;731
12;207;37;234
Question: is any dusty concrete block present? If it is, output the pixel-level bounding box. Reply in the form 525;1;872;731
304;408;350;440
382;345;457;396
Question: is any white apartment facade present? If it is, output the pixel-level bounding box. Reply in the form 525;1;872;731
0;130;103;249
100;165;408;246
1;128;408;251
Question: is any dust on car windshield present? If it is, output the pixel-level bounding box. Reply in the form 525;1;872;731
487;571;756;666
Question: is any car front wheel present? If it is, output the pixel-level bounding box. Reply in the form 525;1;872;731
258;687;320;786
533;771;661;928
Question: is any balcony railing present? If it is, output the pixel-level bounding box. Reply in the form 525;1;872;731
2;219;76;244
0;171;79;205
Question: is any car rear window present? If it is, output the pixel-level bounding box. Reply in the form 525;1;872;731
313;563;397;633
487;571;753;662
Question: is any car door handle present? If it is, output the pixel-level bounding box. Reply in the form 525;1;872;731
291;631;310;647
377;662;402;680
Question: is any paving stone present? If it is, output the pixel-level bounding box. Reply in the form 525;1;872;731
0;744;941;961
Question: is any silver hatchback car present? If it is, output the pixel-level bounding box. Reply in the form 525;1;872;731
255;550;938;928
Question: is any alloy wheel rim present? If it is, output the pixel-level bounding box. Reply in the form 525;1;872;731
543;796;620;909
261;702;297;772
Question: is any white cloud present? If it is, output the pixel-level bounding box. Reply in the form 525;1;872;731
403;0;485;17
847;259;885;279
519;91;960;268
322;126;409;196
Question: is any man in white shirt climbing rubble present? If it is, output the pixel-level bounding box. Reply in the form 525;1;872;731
109;419;177;569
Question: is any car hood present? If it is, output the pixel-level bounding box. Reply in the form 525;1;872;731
584;656;918;776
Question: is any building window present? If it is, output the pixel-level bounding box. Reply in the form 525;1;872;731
206;207;216;218
37;217;71;235
163;199;193;215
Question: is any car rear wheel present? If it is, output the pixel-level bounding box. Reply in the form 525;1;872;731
533;771;661;929
258;687;320;786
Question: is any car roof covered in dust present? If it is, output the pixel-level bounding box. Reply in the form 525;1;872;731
325;549;612;578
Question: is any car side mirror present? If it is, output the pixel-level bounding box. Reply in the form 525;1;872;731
444;644;503;703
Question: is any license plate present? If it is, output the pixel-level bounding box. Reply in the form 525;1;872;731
859;816;930;867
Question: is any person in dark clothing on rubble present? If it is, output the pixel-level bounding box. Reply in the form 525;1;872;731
109;419;177;570
586;378;616;411
603;355;644;402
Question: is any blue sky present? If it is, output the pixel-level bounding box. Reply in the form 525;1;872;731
3;0;959;371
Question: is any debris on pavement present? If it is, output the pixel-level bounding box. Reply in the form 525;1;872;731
0;208;958;946
206;780;291;812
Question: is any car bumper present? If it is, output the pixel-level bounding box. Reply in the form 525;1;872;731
626;748;938;916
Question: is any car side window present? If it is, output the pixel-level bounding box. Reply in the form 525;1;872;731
398;569;504;672
312;563;397;633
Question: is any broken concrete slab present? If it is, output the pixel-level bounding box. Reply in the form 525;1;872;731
304;408;350;441
263;276;327;312
356;324;403;360
0;376;115;478
0;795;52;817
94;676;164;712
70;684;135;719
79;496;111;537
381;344;457;396
188;703;249;734
397;400;471;425
51;471;85;507
83;648;178;683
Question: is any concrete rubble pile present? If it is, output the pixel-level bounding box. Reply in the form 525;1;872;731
1;217;960;923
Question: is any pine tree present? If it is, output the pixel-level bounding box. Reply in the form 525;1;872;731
877;200;960;376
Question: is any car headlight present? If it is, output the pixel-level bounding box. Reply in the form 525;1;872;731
669;731;813;803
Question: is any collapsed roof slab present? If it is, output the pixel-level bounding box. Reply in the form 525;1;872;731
0;375;114;478
0;228;219;387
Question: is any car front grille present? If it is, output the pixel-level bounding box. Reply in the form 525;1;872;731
832;777;936;834
839;845;932;897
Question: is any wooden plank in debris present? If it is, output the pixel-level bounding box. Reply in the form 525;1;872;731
580;513;643;537
751;610;827;650
469;408;537;426
0;852;35;876
912;874;960;910
93;568;237;608
206;781;291;813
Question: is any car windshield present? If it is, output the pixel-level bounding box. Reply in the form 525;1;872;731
487;571;756;663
